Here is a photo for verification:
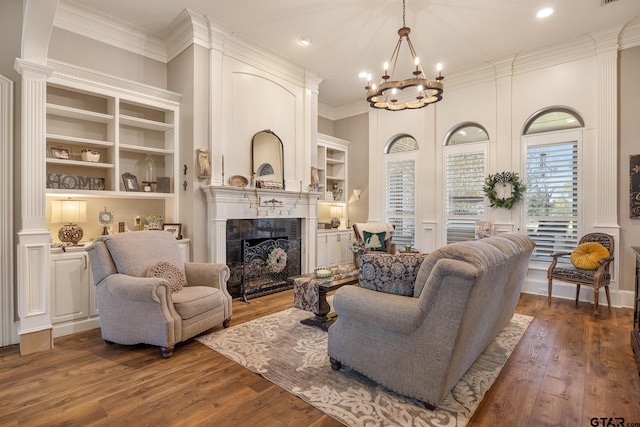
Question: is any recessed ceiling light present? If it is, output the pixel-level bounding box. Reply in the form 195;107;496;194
298;37;311;46
536;8;554;18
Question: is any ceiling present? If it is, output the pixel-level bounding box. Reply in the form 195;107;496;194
63;0;640;108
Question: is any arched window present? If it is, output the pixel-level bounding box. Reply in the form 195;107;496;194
384;134;418;246
443;123;489;243
522;106;584;135
444;122;489;146
384;133;419;153
523;106;584;262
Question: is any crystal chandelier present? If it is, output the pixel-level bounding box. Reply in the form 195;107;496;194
365;0;444;111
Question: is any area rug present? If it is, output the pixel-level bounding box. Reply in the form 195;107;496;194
196;307;533;427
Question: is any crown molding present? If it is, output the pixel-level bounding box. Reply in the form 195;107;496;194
164;8;211;62
319;100;368;121
620;18;640;49
54;1;167;63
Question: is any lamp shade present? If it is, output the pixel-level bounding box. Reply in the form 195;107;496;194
330;205;343;218
51;200;87;224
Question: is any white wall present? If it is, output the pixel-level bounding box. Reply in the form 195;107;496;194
366;36;631;305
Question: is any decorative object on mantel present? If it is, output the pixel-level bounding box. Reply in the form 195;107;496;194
630;154;640;219
483;171;526;209
229;175;249;188
197;148;210;180
310;167;320;191
81;148;100;162
363;0;444;111
252;129;285;190
241;186;303;217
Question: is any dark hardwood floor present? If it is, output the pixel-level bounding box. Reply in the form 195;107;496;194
0;291;638;426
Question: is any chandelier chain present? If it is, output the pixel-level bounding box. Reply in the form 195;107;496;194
402;0;406;27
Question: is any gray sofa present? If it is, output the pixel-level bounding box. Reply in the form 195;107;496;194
328;233;535;409
87;231;232;358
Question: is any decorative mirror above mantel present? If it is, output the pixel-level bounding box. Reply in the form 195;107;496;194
252;129;284;190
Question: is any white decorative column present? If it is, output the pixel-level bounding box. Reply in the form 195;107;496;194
593;28;621;303
14;59;54;354
0;74;15;347
492;57;519;232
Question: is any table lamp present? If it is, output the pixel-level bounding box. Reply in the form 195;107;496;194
330;205;342;229
51;199;87;244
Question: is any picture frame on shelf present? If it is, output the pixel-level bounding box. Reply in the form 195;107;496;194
50;146;70;159
163;223;182;239
122;172;139;191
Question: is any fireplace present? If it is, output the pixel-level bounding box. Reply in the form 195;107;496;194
202;185;320;299
226;218;301;299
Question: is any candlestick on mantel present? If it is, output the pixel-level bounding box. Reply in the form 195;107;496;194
221;154;225;186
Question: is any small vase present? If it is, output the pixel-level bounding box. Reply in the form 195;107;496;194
353;252;361;269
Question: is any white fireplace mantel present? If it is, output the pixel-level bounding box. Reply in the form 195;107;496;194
202;185;320;273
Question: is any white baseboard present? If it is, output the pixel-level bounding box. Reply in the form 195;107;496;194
522;277;634;309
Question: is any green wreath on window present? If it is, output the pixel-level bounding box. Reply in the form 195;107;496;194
483;171;526;209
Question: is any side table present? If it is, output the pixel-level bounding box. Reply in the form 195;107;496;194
291;265;358;330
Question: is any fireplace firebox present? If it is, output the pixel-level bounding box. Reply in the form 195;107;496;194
226;218;301;300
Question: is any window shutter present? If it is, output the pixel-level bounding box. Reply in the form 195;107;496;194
445;150;485;243
525;141;579;262
386;159;415;246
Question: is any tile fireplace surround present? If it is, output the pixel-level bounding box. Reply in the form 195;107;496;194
202;185;320;287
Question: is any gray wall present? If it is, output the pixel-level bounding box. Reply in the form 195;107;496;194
619;45;640;293
334;113;369;224
168;44;211;262
318;116;334;136
49;28;167;89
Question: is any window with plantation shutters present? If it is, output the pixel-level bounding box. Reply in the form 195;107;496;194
384;135;418;247
525;138;580;263
522;107;583;264
385;158;415;247
443;123;489;244
444;147;486;243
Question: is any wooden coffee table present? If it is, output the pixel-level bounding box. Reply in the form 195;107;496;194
291;265;358;331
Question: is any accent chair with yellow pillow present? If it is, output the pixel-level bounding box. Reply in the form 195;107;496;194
547;232;614;316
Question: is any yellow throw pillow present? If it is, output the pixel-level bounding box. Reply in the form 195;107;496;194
570;242;609;270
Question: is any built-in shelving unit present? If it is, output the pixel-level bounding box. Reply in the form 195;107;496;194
317;133;349;203
44;62;181;218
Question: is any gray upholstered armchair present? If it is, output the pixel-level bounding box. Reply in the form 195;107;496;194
87;231;232;358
